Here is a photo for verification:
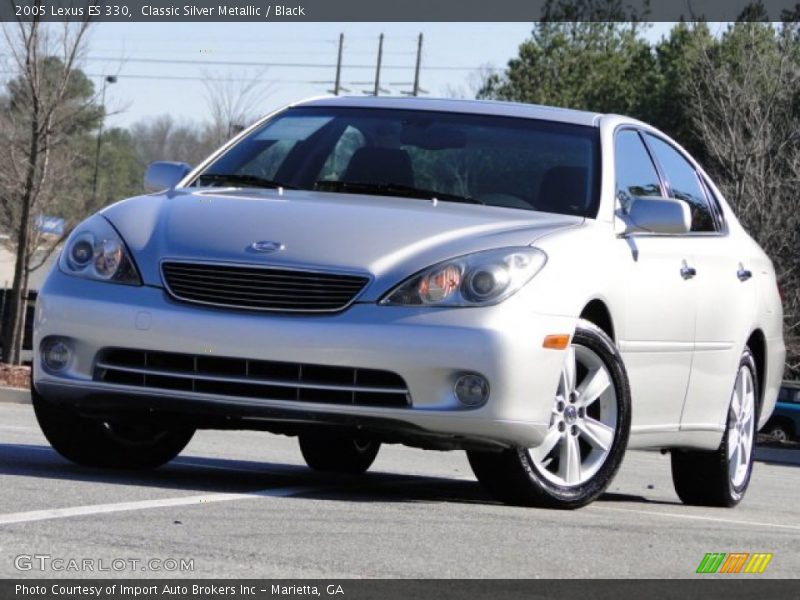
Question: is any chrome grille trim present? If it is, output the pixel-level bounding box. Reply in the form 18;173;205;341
93;348;411;408
161;260;370;313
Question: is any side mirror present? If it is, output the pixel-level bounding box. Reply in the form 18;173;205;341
620;197;691;235
144;161;191;193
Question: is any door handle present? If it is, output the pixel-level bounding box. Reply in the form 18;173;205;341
737;264;753;281
680;261;696;280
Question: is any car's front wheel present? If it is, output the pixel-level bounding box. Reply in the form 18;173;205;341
299;431;380;474
33;389;195;470
671;348;758;507
468;320;631;509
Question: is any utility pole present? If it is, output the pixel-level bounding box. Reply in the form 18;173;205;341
373;33;384;96
328;33;347;96
412;33;423;96
401;33;428;97
91;75;117;206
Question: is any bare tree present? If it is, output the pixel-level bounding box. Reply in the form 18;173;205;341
443;64;498;99
202;71;273;148
684;22;800;376
128;73;274;174
130;115;214;168
0;11;92;364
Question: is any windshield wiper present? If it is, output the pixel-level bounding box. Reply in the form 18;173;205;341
314;180;484;205
197;173;298;190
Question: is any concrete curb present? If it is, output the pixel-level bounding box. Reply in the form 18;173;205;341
0;385;30;405
756;445;800;466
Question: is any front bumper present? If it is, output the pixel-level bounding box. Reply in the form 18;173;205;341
34;268;576;448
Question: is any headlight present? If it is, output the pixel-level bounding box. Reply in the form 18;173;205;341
381;247;547;307
59;215;141;285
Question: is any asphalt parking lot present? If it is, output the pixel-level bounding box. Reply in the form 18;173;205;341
0;402;798;579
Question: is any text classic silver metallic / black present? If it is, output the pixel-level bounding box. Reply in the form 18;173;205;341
33;97;785;509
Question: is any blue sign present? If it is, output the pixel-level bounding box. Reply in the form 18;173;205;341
36;216;65;235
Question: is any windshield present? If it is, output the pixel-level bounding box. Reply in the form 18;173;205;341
192;106;601;217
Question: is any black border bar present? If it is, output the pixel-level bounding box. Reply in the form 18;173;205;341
4;579;798;599
4;0;800;22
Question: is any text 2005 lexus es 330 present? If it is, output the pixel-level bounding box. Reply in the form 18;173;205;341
33;97;785;509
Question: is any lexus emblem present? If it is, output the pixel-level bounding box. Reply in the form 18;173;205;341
250;241;285;253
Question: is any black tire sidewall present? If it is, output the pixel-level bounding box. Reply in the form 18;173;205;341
299;432;380;474
32;390;194;469
518;321;631;507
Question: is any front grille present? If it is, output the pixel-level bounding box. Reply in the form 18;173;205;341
161;261;369;313
94;348;410;408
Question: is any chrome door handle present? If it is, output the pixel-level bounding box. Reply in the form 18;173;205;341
680;261;696;280
737;265;753;281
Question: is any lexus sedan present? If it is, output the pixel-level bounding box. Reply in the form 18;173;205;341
32;97;785;509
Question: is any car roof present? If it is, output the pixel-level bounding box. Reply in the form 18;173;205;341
292;96;603;127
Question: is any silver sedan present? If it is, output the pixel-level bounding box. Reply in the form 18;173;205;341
33;97;785;509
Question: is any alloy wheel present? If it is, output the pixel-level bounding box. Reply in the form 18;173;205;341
529;344;618;487
728;365;756;489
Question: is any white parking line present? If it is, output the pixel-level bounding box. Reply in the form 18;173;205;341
593;505;800;532
0;486;317;526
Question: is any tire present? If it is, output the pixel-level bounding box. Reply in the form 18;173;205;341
32;388;195;470
671;348;758;507
467;319;631;509
299;431;380;475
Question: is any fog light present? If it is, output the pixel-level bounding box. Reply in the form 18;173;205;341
42;340;71;371
454;373;490;407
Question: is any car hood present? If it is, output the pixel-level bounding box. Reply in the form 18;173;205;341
102;188;582;300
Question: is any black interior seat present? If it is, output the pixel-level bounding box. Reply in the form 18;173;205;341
537;166;589;216
343;147;414;187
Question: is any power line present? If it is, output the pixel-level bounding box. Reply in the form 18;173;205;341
83;72;413;87
90;48;416;57
0;68;412;88
88;73;321;83
86;55;480;71
115;35;420;44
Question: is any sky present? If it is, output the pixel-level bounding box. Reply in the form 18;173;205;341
75;22;678;129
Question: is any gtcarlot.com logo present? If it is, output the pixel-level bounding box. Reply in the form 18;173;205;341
696;552;773;574
14;554;194;572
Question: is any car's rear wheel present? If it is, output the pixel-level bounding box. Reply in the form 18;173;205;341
467;320;631;509
671;348;758;507
299;431;380;474
33;388;194;470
